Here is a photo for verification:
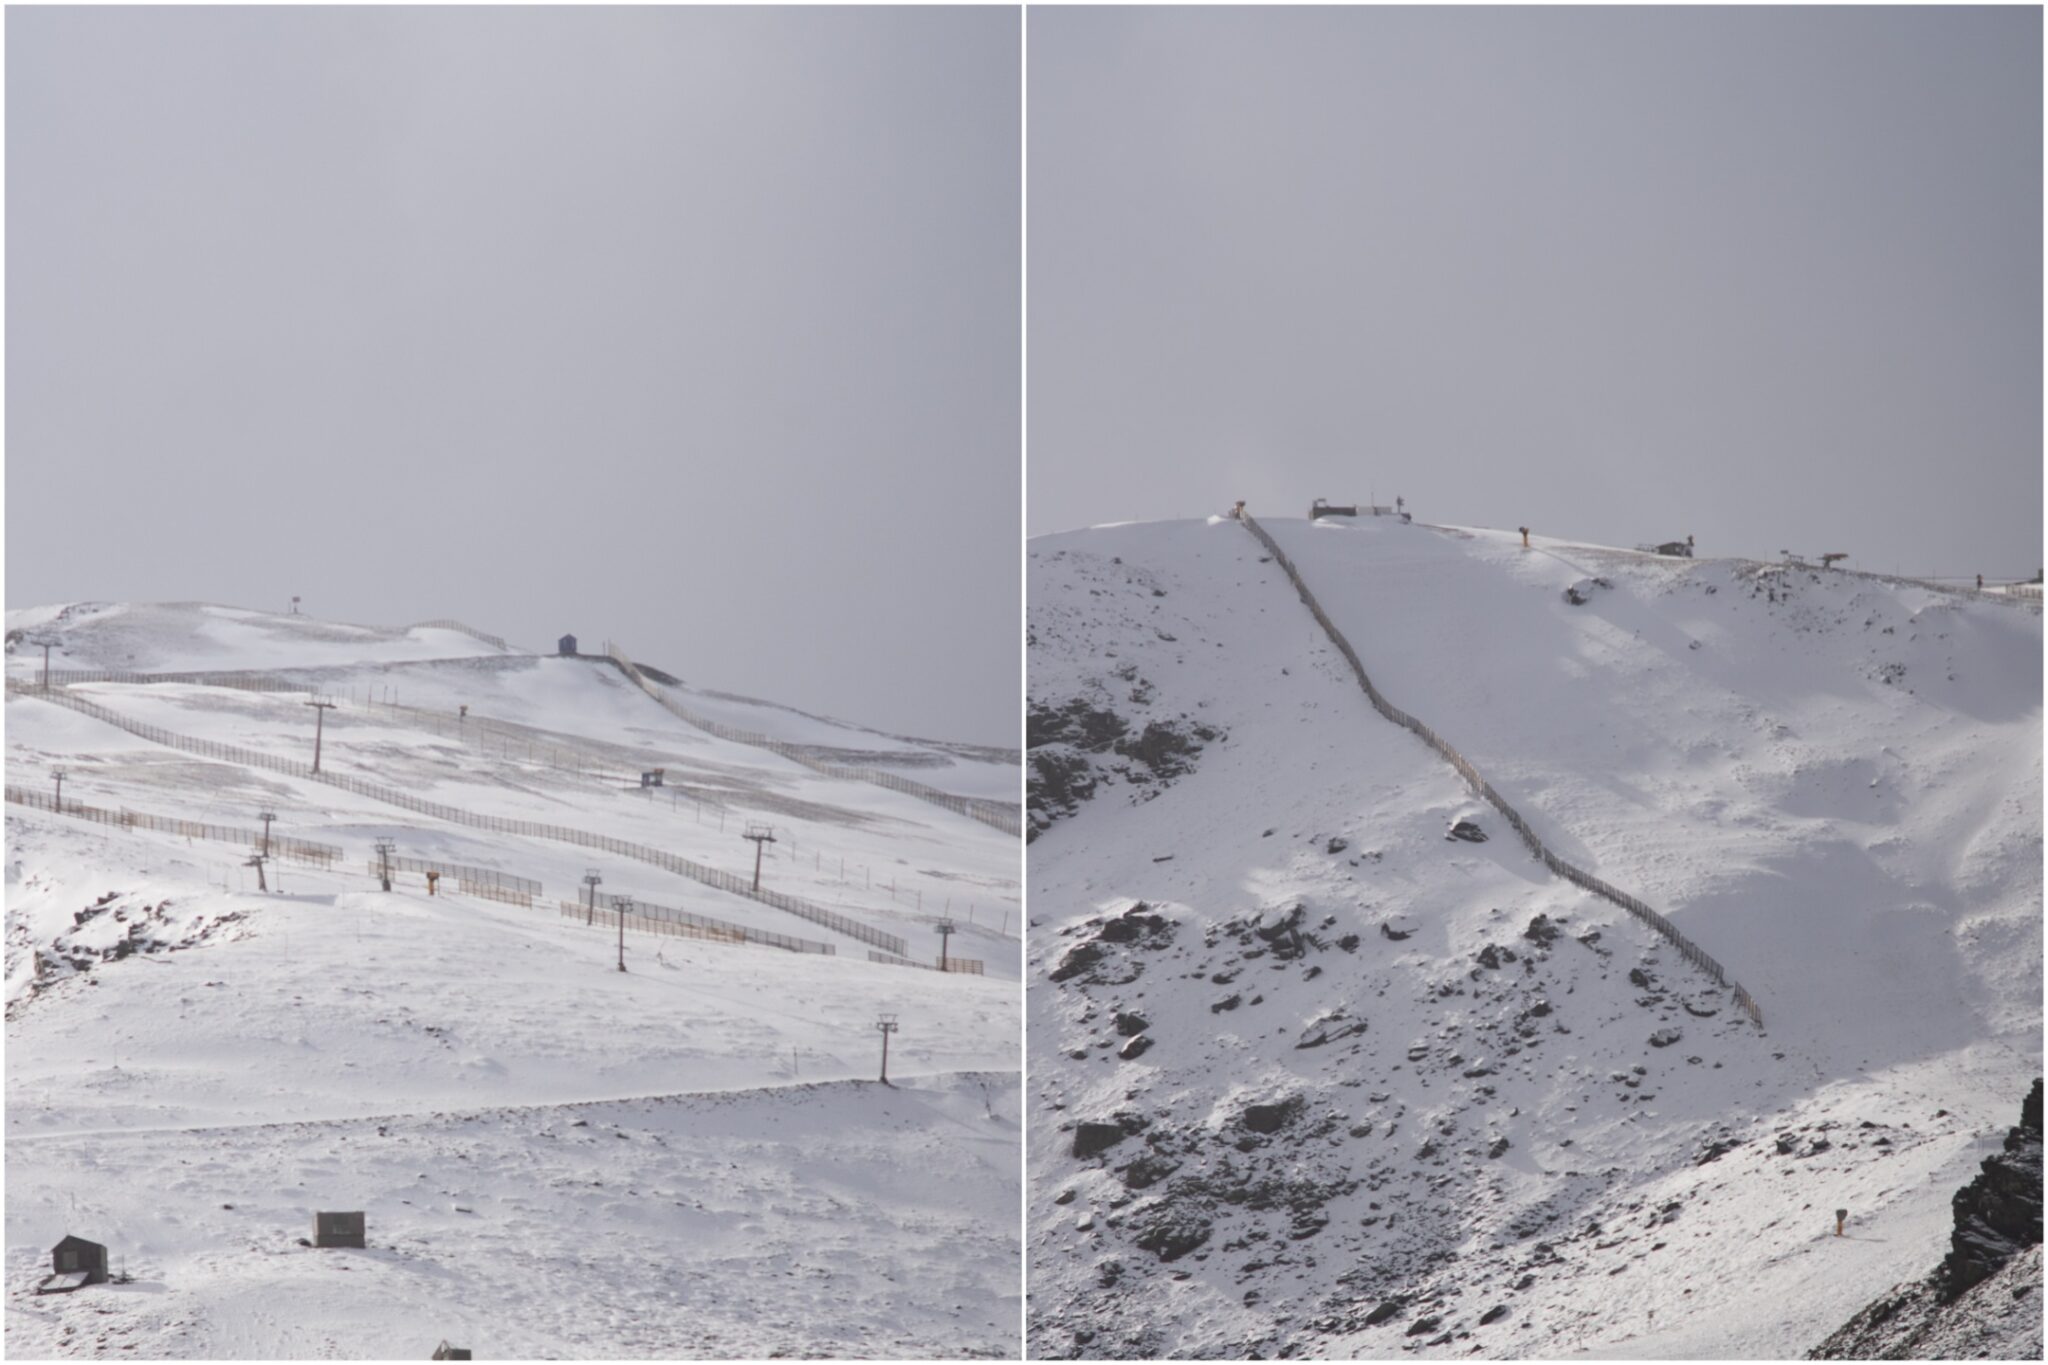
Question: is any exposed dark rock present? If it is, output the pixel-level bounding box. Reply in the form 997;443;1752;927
1130;1203;1212;1262
1073;1123;1128;1160
1479;1305;1511;1326
1325;836;1349;855
1049;942;1105;983
1211;994;1242;1013
1649;1027;1684;1048
1524;914;1562;946
1381;922;1414;942
1119;1035;1155;1062
1363;1299;1405;1327
1120;1152;1181;1190
1405;1315;1443;1337
1488;1136;1512;1159
1447;820;1488;843
1941;1079;2043;1300
1296;1010;1366;1050
1241;1097;1305;1134
1114;1011;1151;1037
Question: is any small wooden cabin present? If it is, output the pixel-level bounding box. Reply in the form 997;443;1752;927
557;634;578;657
43;1235;108;1291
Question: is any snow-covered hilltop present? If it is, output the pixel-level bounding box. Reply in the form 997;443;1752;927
1026;514;2040;1359
5;601;1021;1358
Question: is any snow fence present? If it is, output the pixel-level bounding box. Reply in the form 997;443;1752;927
558;896;834;955
1237;512;1764;1030
7;680;909;957
5;785;341;867
605;644;1023;839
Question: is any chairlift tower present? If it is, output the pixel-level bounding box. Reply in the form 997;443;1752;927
244;852;269;893
305;698;337;773
258;811;277;859
936;918;958;972
614;895;632;972
51;767;65;815
583;869;603;926
876;1013;900;1084
374;839;395;892
743;823;777;892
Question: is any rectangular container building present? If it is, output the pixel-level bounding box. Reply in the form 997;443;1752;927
313;1211;366;1248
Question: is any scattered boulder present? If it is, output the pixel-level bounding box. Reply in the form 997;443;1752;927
1479;1305;1511;1326
1073;1123;1128;1160
1119;1035;1155;1062
1447;819;1489;843
1649;1027;1684;1049
1241;1096;1305;1135
1114;1011;1151;1037
1524;914;1562;946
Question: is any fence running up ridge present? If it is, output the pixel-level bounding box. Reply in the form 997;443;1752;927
7;680;909;957
1237;513;1763;1030
605;645;1023;838
5;785;341;867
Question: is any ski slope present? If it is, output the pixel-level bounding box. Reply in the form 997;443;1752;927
1026;514;2039;1359
6;601;1022;1358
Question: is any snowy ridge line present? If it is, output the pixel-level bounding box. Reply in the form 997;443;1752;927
7;681;911;956
4;784;341;867
402;617;513;650
866;949;987;975
557;899;834;955
605;643;1024;837
1239;513;1765;1029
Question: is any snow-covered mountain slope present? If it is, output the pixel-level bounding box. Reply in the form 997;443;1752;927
1026;515;2040;1359
6;602;1020;1358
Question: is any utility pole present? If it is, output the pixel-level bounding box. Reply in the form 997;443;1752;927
39;638;53;692
374;839;395;892
51;767;65;814
936;918;957;973
876;1013;899;1084
614;894;631;972
305;698;336;773
290;596;301;615
584;869;602;925
743;824;776;892
258;811;276;859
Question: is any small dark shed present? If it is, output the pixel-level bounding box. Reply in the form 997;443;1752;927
1309;498;1359;520
432;1343;473;1361
49;1235;108;1286
640;768;666;788
558;634;578;657
313;1211;366;1248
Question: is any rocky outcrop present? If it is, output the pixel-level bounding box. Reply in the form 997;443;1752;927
1940;1078;2043;1300
1809;1080;2043;1359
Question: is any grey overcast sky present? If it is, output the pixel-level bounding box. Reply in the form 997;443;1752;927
1029;7;2042;580
9;6;1019;746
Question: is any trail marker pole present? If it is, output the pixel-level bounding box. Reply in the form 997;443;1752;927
584;870;602;925
743;824;776;891
1835;1209;1847;1237
876;1013;899;1084
305;698;336;773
